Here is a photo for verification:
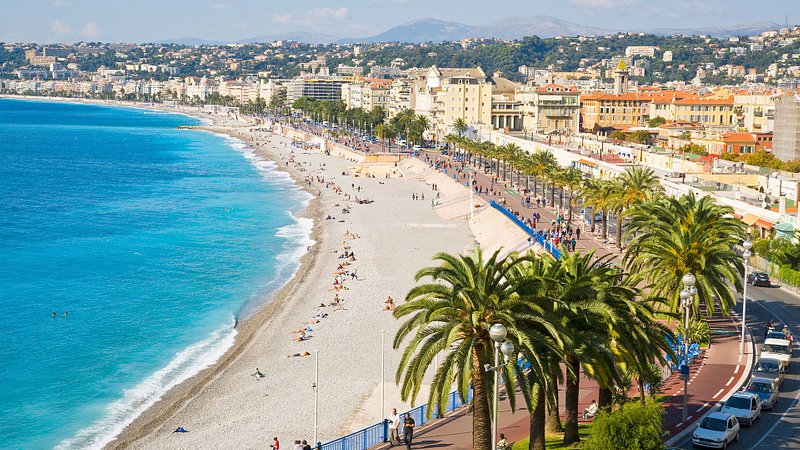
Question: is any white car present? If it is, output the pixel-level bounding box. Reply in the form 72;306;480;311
761;337;792;367
692;412;740;449
721;392;761;427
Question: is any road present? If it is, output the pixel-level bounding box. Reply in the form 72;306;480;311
673;282;800;449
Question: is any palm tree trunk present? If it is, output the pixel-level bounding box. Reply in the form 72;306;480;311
602;211;609;240
567;197;574;223
563;354;581;446
471;347;493;450
598;387;613;408
638;376;646;405
545;364;563;433
616;215;623;249
550;183;556;207
529;383;546;450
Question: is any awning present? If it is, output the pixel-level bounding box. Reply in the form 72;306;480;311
775;222;794;233
731;213;743;219
741;213;759;226
576;158;599;167
756;219;775;229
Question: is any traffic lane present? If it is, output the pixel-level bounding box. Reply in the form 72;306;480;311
672;284;800;449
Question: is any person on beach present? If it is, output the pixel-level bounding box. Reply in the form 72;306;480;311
402;415;415;449
301;440;312;450
270;437;280;450
388;408;401;446
254;368;264;379
293;440;303;450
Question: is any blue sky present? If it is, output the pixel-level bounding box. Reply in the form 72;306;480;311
0;0;796;43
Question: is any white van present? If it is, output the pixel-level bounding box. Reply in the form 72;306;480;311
761;338;792;367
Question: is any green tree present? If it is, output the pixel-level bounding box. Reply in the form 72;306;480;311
581;401;666;450
678;142;708;156
393;249;554;450
453;117;468;137
624;193;745;317
648;116;667;127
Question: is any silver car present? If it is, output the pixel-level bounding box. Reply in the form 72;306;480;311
752;357;785;387
746;376;780;410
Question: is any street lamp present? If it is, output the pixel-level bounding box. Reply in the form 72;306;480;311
680;273;696;423
740;240;753;354
487;323;515;450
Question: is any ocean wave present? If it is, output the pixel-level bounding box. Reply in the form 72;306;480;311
55;321;237;450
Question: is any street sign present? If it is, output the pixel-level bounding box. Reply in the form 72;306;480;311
680;364;689;376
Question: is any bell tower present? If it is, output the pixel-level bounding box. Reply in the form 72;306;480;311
613;58;629;95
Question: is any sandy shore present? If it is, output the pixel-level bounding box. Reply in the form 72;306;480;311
1;95;528;448
105;117;483;449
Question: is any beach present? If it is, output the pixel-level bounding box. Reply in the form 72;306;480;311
0;95;532;448
104;115;487;448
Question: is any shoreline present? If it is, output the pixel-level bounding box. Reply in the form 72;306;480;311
3;94;525;448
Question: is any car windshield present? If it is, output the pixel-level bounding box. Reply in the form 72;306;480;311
725;397;751;409
767;332;787;340
755;361;780;374
748;382;773;393
764;344;791;354
700;417;727;432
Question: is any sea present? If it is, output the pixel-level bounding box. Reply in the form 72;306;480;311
0;98;313;449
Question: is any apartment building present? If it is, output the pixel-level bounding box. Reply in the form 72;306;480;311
490;73;523;131
342;78;391;111
773;93;800;161
286;76;347;103
674;97;736;129
409;66;492;135
734;92;776;132
516;84;581;135
581;92;652;131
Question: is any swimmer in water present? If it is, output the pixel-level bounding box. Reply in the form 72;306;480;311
52;312;57;318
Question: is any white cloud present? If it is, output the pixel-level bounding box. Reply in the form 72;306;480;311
272;7;350;26
568;0;634;7
80;22;103;40
52;20;71;37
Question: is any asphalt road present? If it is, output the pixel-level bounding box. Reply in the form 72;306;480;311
674;282;800;449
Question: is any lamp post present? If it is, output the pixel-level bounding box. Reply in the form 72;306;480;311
680;273;696;423
381;330;385;425
487;323;516;450
740;240;753;354
313;349;319;445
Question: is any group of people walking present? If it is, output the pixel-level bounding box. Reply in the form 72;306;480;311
386;408;415;449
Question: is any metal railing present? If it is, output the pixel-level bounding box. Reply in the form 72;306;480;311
318;389;473;450
489;200;562;259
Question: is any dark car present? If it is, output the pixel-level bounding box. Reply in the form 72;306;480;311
747;271;771;287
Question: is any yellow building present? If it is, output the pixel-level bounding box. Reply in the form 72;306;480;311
674;97;736;130
413;66;492;135
580;93;653;131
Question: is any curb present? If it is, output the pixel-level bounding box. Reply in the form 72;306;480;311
664;317;756;447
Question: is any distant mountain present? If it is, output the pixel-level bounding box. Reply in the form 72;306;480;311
160;16;786;46
338;18;473;44
647;21;783;38
239;31;341;45
470;16;612;40
156;37;227;46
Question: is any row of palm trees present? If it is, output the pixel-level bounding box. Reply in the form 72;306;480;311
393;136;746;448
443;134;664;250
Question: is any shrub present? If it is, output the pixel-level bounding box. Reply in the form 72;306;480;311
581;401;665;450
778;265;800;287
677;318;711;345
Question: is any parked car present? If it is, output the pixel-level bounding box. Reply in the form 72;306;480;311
692;412;740;449
752;357;786;386
747;271;771;286
721;392;761;427
761;337;792;367
746;376;780;410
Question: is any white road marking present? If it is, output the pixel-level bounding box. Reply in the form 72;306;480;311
697;402;710;412
734;365;740;374
725;376;735;386
712;388;725;399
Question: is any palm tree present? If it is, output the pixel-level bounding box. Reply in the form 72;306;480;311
393;249;555;450
453;117;468;138
559;166;585;223
530;151;557;198
623;192;745;318
612;166;663;249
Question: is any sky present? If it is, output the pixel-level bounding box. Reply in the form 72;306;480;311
0;0;796;43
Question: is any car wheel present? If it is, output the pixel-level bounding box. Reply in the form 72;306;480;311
722;440;727;449
736;431;740;441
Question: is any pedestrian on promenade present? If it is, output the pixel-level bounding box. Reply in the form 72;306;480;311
576;227;581;240
270;437;280;450
388;408;401;446
293;440;303;450
402;415;415;449
301;440;312;450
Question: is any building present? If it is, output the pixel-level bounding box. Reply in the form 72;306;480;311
490;73;523;131
612;58;629;95
409;66;492;135
581;92;652;132
342;78;391;111
286;76;347;103
734;93;776;133
673;96;736;129
625;46;657;58
773;94;800;161
662;50;673;62
517;83;581;135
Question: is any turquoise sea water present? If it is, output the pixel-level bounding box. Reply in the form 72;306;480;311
0;99;312;449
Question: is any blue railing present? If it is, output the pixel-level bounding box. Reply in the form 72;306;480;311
318;389;473;450
490;200;562;259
